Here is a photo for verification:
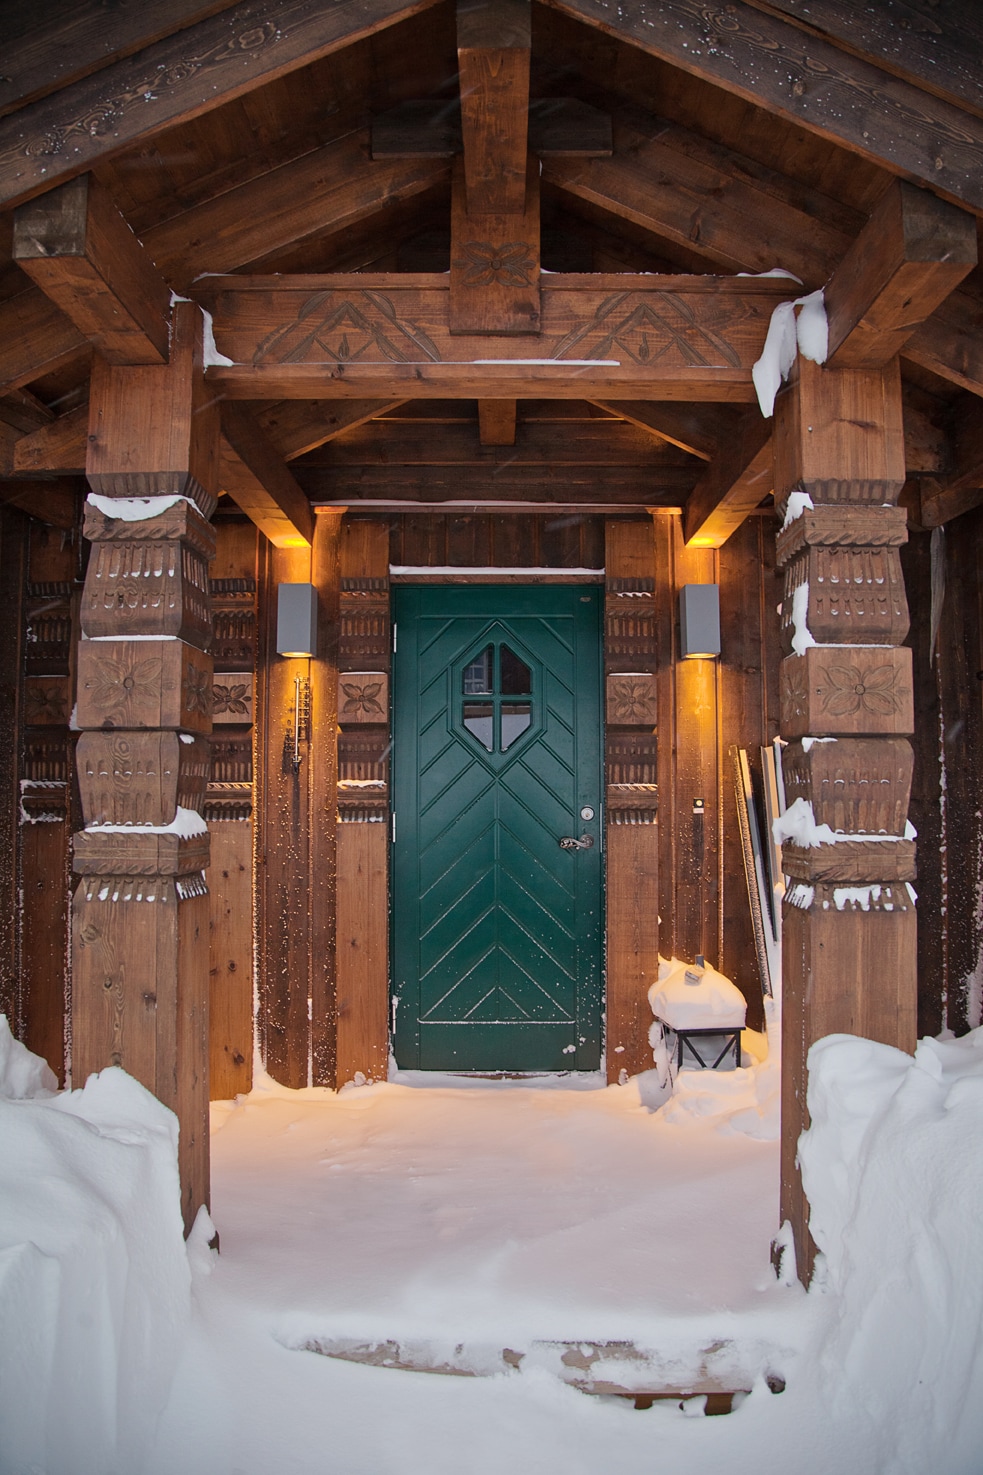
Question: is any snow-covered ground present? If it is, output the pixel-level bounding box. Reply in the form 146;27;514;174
2;1015;982;1475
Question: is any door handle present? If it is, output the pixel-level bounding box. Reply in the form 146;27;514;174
558;834;594;850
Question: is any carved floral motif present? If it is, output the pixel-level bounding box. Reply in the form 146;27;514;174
607;673;657;726
454;241;536;287
212;674;254;723
338;672;388;724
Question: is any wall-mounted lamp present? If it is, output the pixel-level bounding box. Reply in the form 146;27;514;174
679;583;721;659
277;583;316;768
276;583;317;659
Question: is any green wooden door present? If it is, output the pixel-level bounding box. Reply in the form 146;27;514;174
392;585;603;1072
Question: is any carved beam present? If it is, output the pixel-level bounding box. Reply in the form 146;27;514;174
683;412;772;548
13;172;170;364
0;0;444;210
825;179;977;368
220;406;314;549
194;272;798;401
478;400;517;445
457;0;530;215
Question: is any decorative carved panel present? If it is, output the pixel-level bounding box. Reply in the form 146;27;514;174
338;671;388;725
81;539;212;646
779;648;914;738
24;675;72;726
782;839;916;884
606;784;659;823
606;730;658;785
23;731;69;784
211;599;256;668
606;672;657;727
209;733;252;784
76;730;209;826
212;673;254;725
25;600;73;674
775;505;908;566
73;828;210;876
780;546;909;651
782;737;913;835
338;729;389;785
76;639;213;734
339;577;389;670
604;578;655;672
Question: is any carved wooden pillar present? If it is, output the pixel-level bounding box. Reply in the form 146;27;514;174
335;516;390;1085
72;301;218;1231
604;519;659;1081
774;357;916;1281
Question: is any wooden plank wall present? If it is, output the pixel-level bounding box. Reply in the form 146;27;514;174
905;507;983;1036
0;506;28;1040
653;512;778;1031
19;512;81;1081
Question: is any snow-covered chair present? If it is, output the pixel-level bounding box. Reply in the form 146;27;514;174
647;956;747;1073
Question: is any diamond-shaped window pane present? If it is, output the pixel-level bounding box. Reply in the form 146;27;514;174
463;646;494;695
501;702;531;751
463;702;494;750
500;645;531;695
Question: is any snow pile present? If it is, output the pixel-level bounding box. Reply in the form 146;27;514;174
799;1030;983;1473
87;493;193;522
648;955;747;1030
0;1014;58;1098
774;796;911;845
0;1033;191;1475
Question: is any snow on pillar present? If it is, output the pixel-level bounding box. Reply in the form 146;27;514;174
773;356;917;1283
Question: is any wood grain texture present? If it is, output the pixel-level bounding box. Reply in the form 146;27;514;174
76;639;214;734
741;0;983;120
477;400;517;445
86;301;220;517
196;271;796;401
76;730;209;825
450;156;540;334
13;403;88;475
220;404;314;547
773;358;906;513
13;173;171;364
457;0;530;214
336;820;389;1085
825;179;977;368
0;0;239;118
0;0;444;209
0;288;87;393
309;511;342;1086
684;412;772;548
20;806;70;1083
208;819;253;1100
605;820;659;1083
592;401;718;460
780;646;914;739
544;0;983;212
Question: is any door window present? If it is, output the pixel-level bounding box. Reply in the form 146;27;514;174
460;642;534;755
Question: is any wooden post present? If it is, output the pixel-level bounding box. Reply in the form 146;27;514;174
774;356;916;1283
336;515;391;1085
604;519;659;1081
72;301;218;1232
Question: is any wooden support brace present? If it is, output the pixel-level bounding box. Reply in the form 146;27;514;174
13;173;171;365
450;154;540;335
825;178;977;369
220;405;314;548
684;412;772;548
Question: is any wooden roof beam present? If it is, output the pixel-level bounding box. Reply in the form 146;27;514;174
0;0;444;210
825;178;977;368
0;476;77;528
13;173;171;365
547;0;983;213
0;288;87;393
683;412;772;548
220;405;313;548
457;0;530;215
547;114;983;401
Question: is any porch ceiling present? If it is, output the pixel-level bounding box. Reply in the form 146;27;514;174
1;0;981;544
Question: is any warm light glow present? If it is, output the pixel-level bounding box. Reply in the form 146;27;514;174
276;535;313;549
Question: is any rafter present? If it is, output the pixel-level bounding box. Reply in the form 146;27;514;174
0;0;444;210
220;405;314;547
457;0;530;215
920;395;983;529
545;0;983;212
683;412;773;548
